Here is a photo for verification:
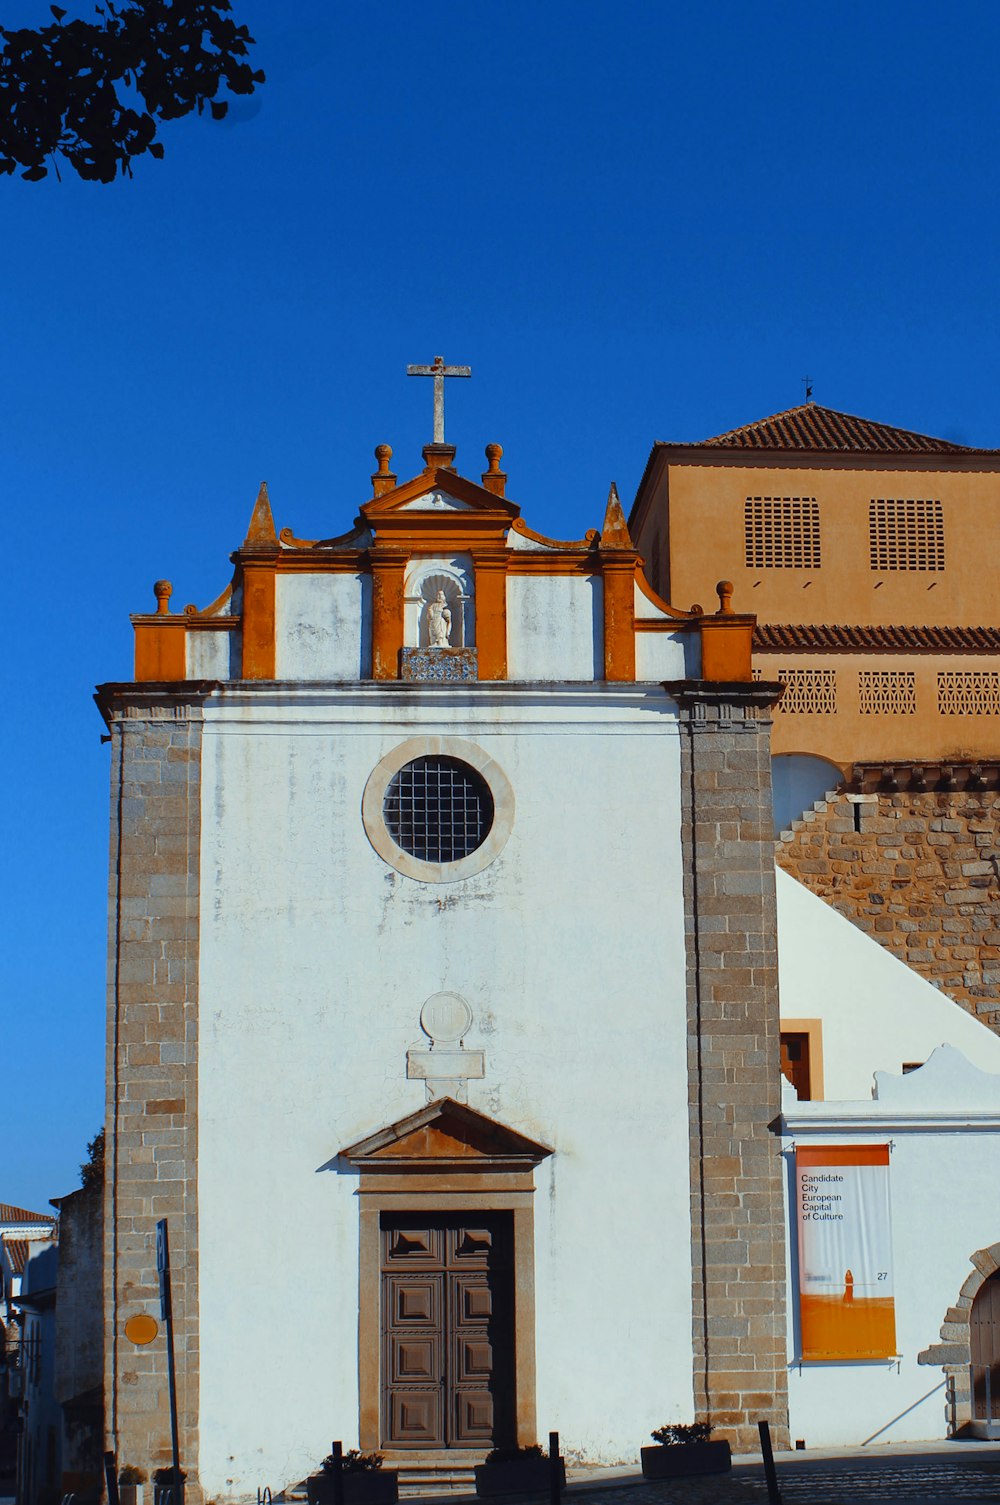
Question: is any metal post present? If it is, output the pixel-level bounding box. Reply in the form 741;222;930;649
757;1421;782;1505
157;1220;182;1505
104;1451;121;1505
548;1431;561;1505
329;1441;344;1505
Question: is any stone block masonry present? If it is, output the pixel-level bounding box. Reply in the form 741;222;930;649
100;687;206;1501
777;791;1000;1032
667;681;789;1453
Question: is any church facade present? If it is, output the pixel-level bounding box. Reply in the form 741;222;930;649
98;438;789;1497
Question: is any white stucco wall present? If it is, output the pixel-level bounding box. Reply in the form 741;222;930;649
634;631;689;682
196;683;692;1496
506;575;602;680
275;573;371;679
783;1051;1000;1446
186;629;234;680
776;867;1000;1097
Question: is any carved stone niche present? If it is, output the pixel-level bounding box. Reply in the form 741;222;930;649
403;556;475;649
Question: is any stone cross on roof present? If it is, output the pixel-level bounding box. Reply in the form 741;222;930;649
406;354;471;444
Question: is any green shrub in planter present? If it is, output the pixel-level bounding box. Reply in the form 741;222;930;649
474;1444;566;1497
306;1452;398;1505
640;1423;731;1480
151;1467;186;1505
119;1464;147;1505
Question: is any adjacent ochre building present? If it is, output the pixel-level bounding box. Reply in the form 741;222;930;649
630;403;1000;793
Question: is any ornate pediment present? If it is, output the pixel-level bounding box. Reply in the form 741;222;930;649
338;1098;553;1172
398;490;476;513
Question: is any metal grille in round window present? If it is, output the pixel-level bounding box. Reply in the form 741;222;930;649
383;756;495;864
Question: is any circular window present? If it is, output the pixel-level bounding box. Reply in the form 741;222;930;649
384;755;494;863
362;737;515;883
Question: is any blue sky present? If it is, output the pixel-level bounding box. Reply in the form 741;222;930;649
5;0;1000;1209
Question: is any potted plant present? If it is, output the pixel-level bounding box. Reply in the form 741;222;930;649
119;1465;147;1505
640;1422;731;1479
152;1467;186;1505
306;1451;398;1505
474;1444;566;1497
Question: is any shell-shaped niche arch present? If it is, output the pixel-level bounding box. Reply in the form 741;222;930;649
403;556;475;648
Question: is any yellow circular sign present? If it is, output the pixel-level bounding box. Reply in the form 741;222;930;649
124;1313;159;1346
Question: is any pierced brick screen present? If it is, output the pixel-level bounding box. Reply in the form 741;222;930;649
774;668;837;715
937;672;1000;715
869;498;945;571
744;497;821;568
858;671;917;715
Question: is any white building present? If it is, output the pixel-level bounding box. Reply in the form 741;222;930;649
98;433;1000;1500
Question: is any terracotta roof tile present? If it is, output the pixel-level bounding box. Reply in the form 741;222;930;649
685;404;992;454
3;1239;30;1274
0;1203;55;1226
754;624;1000;652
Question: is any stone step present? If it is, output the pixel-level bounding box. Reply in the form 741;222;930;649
281;1461;483;1501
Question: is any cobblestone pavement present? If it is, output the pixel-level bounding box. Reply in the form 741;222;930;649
556;1451;1000;1505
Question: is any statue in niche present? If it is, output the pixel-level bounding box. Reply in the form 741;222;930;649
427;589;452;647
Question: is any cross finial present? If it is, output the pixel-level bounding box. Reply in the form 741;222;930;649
802;375;814;403
406;354;472;443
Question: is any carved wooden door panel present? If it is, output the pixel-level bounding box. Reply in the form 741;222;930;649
381;1215;514;1448
971;1270;1000;1420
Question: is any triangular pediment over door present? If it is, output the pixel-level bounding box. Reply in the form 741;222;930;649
338;1097;553;1173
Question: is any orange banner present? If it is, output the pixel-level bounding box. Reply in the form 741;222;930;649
796;1144;896;1361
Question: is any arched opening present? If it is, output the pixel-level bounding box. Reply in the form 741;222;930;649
771;752;845;834
971;1271;1000;1425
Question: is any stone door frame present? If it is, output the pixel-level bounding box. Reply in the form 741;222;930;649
919;1238;1000;1433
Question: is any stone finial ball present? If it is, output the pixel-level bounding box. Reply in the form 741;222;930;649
375;443;393;462
154;579;173;610
485;442;503;463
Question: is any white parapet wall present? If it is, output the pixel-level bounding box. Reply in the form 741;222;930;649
776;866;1000;1099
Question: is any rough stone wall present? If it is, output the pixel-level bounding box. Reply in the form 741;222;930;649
776;791;1000;1032
103;693;202;1494
670;680;789;1453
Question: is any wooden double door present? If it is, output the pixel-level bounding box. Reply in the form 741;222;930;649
380;1213;515;1449
972;1270;1000;1420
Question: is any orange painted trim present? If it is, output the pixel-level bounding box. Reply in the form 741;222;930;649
797;1145;889;1167
698;617;755;682
474;555;508;680
602;561;636;682
509;517;600;550
506;553;599;576
278;525;368;550
780;1017;825;1101
362;465;520;521
364;519;511;550
182;582;233;618
633;565;702;621
635;618;694;633
133;620;186;682
241;562;276;679
370;551;406;680
272;552;367;574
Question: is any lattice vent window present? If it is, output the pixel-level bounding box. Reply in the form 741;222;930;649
937;672;1000;715
869;498;944;571
744;497;821;568
774;668;837;715
858;671;916;715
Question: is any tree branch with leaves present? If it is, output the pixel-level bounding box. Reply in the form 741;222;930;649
0;0;264;181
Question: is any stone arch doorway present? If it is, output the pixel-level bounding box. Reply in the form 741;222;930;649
919;1239;1000;1436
